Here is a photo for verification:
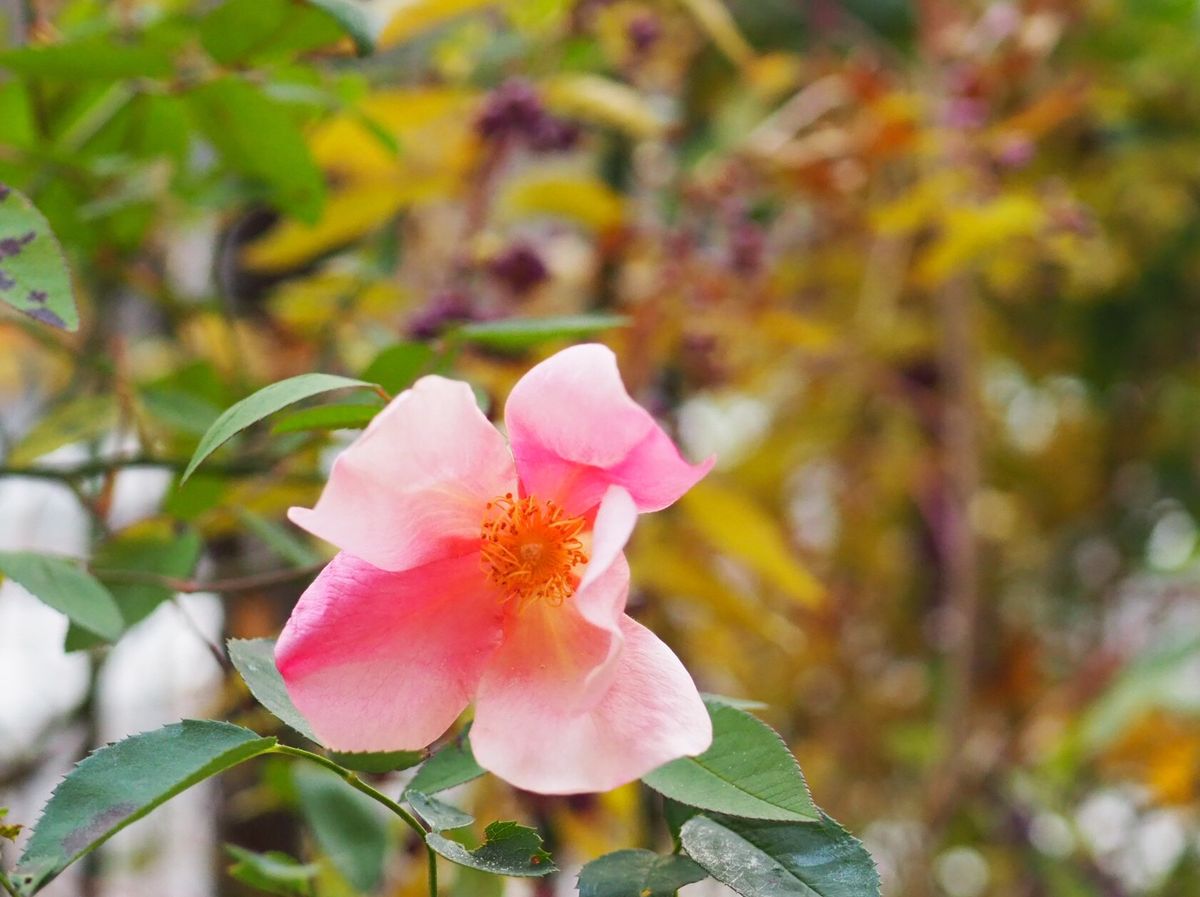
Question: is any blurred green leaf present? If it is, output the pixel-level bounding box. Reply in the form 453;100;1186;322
455;315;630;352
236;510;322;566
66;529;203;651
0;184;77;331
361;342;437;394
225;845;319;897
293;765;391;894
7;395;116;465
14;722;276;895
182;374;374;481
186;78;326;222
0;551;122;642
0;39;173;80
643;699;818;823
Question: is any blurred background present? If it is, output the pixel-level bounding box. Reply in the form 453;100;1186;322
2;0;1200;895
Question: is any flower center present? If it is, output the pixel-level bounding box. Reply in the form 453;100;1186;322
481;493;588;610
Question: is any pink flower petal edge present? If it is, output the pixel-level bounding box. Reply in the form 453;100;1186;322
289;376;517;573
276;552;504;751
505;344;715;516
472;606;713;794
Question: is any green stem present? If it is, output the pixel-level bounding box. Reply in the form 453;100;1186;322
0;868;17;897
270;745;438;895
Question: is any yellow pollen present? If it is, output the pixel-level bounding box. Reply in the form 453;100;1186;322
481;493;588;610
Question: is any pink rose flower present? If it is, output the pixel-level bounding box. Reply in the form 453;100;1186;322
276;344;715;794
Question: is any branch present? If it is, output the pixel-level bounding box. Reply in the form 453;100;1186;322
94;563;325;596
0;456;324;485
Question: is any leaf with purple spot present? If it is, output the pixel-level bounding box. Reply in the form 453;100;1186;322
0;183;77;331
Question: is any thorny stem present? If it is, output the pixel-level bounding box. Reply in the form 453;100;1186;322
270;745;438;896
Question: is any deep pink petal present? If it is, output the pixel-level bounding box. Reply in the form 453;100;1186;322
472;606;712;794
276;552;503;752
505;344;714;516
289;376;517;572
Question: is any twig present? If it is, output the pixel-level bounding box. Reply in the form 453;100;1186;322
170;596;231;672
95;563;325;596
0;456;323;484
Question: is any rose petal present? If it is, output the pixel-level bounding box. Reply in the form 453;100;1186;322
579;485;637;595
290;376;517;573
276;552;503;752
472;606;712;794
505;344;714;516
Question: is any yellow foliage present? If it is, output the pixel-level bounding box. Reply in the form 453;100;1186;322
377;0;501;49
673;0;754;67
680;480;823;607
246;88;478;271
918;195;1045;285
244;183;431;273
543;74;667;139
498;172;625;232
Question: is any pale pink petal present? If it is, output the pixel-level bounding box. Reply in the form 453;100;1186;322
505;344;714;516
579;485;637;595
289;376;517;573
276;552;503;752
472;610;712;795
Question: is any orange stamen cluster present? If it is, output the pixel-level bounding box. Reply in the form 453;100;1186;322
481;493;588;611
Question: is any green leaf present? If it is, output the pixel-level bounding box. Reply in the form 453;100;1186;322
186;78;326;223
406;731;485;795
228;637;319;742
427;821;556;878
679;815;881;897
578;849;708;897
182;373;373;481
66;530;204;652
0;39;173;80
200;0;289;64
305;0;376;55
0;552;122;642
7;396;116;465
361;342;436;395
328;750;425;774
236;510;322;566
271;403;381;434
406;791;474;832
455;315;630;352
702;693;770;711
293;765;391;894
225;845;319;897
14;721;276;895
643;699;819;823
0;184;77;331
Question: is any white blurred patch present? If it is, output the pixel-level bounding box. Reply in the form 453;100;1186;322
934;846;989;897
678;393;771;470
